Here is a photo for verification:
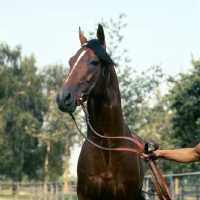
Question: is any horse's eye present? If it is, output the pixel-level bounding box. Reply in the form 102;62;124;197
90;59;99;66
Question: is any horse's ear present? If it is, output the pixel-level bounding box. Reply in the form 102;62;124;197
97;24;106;49
79;27;87;46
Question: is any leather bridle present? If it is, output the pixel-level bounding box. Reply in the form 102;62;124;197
70;62;172;200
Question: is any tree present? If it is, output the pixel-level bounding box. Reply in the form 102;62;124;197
0;44;83;184
137;90;177;173
0;43;21;69
0;46;47;181
118;65;164;132
36;65;81;192
167;58;200;173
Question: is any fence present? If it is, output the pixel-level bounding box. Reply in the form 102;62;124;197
143;171;200;200
0;172;200;200
0;182;77;200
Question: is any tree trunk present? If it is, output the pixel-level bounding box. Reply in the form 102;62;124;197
63;135;69;195
44;140;51;195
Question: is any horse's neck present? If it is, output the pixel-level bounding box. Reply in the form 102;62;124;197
88;69;126;137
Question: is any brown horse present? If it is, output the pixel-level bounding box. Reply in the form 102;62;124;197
56;24;146;200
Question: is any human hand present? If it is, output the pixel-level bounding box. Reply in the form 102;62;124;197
141;151;158;161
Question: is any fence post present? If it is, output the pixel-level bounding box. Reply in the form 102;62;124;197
14;182;19;200
170;176;175;197
62;182;65;200
69;182;73;200
39;183;41;200
48;183;51;200
29;183;33;200
196;185;199;200
181;185;184;200
175;177;179;197
143;177;148;191
55;182;58;200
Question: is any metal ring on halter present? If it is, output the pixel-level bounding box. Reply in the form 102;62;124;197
79;93;88;102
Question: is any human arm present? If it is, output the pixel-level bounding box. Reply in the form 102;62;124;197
142;143;200;163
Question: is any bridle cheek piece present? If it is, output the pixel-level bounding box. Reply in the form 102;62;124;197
76;64;110;106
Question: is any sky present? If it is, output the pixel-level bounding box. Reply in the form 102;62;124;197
1;0;200;176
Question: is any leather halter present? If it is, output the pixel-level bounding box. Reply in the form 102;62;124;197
71;55;171;200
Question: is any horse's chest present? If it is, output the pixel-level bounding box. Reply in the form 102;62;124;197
77;156;140;200
77;172;138;200
77;143;143;199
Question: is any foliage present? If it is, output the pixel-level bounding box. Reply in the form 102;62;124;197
40;64;81;155
166;58;200;173
118;65;164;133
136;91;177;173
168;59;200;147
35;65;81;181
0;45;47;181
0;45;81;181
0;43;21;69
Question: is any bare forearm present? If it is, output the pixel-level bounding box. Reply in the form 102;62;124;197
154;148;200;163
142;143;200;163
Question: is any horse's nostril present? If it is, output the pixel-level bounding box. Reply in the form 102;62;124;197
64;92;72;105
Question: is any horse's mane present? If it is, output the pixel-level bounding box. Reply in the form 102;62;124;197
86;39;117;66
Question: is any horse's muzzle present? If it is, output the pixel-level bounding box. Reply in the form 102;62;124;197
56;89;76;113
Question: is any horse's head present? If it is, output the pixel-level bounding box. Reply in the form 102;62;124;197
56;24;116;113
